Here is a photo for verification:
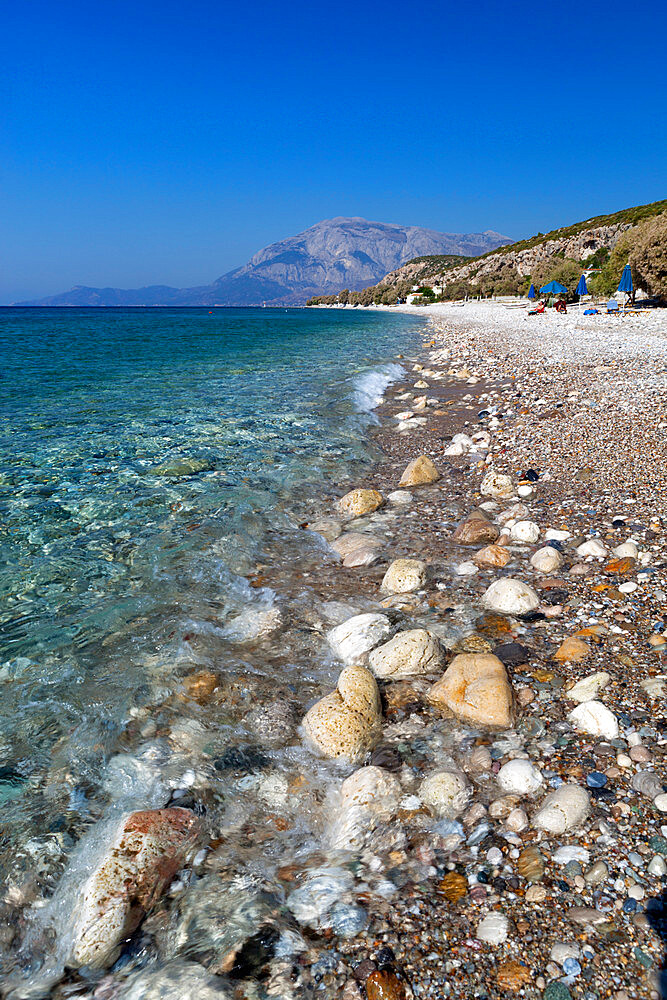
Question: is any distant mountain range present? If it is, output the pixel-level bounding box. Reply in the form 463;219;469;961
16;217;511;306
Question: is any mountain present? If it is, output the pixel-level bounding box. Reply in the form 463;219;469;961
16;217;511;306
344;199;667;303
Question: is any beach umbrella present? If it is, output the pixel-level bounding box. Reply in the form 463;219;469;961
575;274;588;309
539;280;568;295
528;283;536;299
617;264;633;295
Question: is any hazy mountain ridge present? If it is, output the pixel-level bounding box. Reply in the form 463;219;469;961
16;217;510;306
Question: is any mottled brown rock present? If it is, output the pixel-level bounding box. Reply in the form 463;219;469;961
182;670;219;703
72;808;201;968
365;969;407;1000
453;515;500;546
496;960;532;990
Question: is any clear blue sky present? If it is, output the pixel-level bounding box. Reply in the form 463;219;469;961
2;0;665;302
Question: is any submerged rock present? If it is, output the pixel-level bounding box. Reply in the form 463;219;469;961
71;808;201;968
327;613;392;663
453;513;499;546
419;770;470;818
331;531;383;567
381;558;426;594
474;544;511;568
120;961;232;1000
481;578;539;616
302;665;382;761
368;629;442;679
428;653;514;729
337;488;384;518
328;765;401;850
153;457;214;477
221;605;283;643
398;455;440;487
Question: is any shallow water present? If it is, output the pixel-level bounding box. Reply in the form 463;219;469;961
0;306;428;988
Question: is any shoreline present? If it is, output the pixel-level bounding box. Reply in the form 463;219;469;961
5;303;667;999
296;301;667;997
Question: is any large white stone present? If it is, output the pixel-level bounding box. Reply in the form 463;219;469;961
530;546;563;574
576;539;608;558
419;771;470;818
614;541;638;558
533;784;591;834
481;578;539;615
327;613;392;663
497;759;543;795
381;558;426;594
568;700;619;739
367;629;442;679
566;672;611;704
510;520;540;544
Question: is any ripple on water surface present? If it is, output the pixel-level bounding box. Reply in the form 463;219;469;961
0;306;428;985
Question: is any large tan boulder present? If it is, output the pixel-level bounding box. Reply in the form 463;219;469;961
398;455;440;487
381;558;426;594
71;808;201;968
368;628;442;679
453;513;500;546
302;665;382;761
337;488;383;518
428;653;514;729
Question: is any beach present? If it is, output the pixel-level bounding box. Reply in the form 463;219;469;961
2;302;667;999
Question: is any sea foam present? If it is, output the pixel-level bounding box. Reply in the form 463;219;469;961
352;363;404;414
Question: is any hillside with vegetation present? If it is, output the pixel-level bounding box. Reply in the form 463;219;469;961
307;199;667;305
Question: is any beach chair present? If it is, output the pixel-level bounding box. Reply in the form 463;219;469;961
607;299;619;314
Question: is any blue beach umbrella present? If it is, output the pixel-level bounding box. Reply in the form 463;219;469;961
528;283;536;299
617;264;633;294
539;280;568;295
575;274;588;297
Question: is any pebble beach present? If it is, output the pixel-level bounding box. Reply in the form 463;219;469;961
3;301;667;1000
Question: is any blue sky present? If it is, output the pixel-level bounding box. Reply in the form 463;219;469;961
1;0;665;302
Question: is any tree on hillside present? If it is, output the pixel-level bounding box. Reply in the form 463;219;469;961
628;212;667;300
530;257;581;297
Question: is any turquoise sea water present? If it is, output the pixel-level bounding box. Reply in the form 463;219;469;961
0;307;424;879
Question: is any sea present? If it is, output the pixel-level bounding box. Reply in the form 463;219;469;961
0;306;427;988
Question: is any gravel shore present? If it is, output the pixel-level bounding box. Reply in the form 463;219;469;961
316;302;667;1000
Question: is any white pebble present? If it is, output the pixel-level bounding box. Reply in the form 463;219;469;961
476;912;509;944
568;700;619;740
497;759;543;795
510;520;540;544
653;793;667;812
576;539;608;558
